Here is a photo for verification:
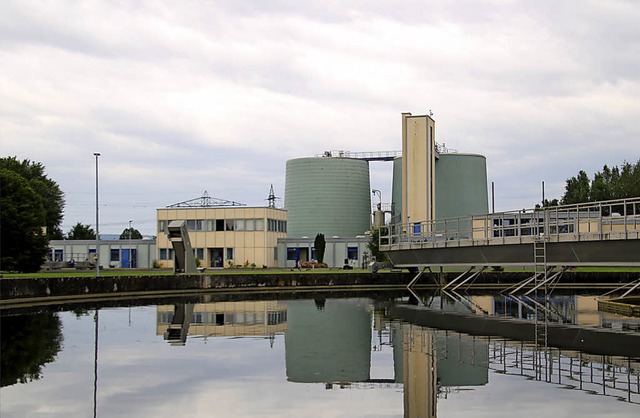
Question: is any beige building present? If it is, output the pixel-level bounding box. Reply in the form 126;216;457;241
156;194;287;269
402;112;437;231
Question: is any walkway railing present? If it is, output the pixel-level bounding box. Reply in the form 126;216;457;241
380;197;640;251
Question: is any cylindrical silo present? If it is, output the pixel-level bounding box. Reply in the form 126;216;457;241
285;157;371;238
435;153;488;219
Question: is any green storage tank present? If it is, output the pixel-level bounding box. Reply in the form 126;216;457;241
435;153;488;219
285;157;371;238
391;153;488;230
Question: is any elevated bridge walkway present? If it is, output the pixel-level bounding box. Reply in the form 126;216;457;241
380;197;640;268
380;198;640;297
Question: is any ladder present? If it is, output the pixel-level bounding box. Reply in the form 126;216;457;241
533;210;550;381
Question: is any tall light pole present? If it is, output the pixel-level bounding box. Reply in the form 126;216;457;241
128;220;132;268
94;153;100;277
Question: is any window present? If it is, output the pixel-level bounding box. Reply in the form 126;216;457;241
110;249;120;262
187;219;204;231
274;247;278;260
287;248;298;261
347;246;359;260
215;219;225;231
226;248;234;260
245;219;254;231
268;311;287;325
207;220;216;231
235;219;245;231
159;248;174;260
53;249;63;262
194;248;205;259
158;220;168;233
225;220;234;231
255;219;264;231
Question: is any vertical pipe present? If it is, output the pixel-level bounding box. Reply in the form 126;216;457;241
491;181;495;213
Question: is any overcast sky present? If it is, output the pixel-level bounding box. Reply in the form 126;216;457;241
2;0;639;235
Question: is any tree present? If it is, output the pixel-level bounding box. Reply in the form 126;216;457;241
0;168;49;272
313;233;326;264
367;228;386;262
561;170;591;204
67;223;96;240
0;157;65;239
119;227;142;240
559;160;640;205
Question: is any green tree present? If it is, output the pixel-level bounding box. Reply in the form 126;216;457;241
67;223;96;240
561;170;591;204
559;160;640;205
119;227;142;240
367;228;386;262
313;233;326;263
0;168;49;272
0;157;65;239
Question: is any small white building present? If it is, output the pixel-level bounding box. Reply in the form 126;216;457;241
276;236;371;269
47;239;157;269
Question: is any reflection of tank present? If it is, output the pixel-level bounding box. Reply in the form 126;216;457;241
285;157;371;238
392;323;489;386
285;299;372;383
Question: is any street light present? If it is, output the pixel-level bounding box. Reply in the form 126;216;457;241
94;153;100;277
128;220;132;268
372;189;382;210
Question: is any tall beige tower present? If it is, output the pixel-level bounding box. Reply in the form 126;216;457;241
401;112;436;230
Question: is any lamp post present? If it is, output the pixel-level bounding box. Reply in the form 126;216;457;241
372;189;382;210
94;153;100;277
128;220;132;268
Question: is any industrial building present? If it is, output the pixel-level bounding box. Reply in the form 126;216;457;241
156;192;287;269
152;111;488;271
278;112;488;269
46;238;157;269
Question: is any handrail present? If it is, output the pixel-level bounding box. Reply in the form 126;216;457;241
380;197;640;250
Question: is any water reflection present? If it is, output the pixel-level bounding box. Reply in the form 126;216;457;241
1;293;639;417
0;312;63;387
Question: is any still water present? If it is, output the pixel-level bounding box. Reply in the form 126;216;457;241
1;293;639;417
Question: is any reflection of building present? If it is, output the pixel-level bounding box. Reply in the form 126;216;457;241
285;299;372;383
156;194;287;269
156;301;288;344
392;322;489;418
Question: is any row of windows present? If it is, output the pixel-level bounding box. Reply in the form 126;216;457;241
285;247;359;261
158;219;286;233
157;310;287;326
159;248;234;260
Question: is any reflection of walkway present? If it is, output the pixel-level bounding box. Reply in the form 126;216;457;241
489;339;640;404
386;309;640;408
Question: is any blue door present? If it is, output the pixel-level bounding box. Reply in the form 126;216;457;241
121;249;137;268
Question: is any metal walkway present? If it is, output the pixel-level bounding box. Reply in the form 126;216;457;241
382;197;640;268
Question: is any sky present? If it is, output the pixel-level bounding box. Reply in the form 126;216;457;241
2;0;639;236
